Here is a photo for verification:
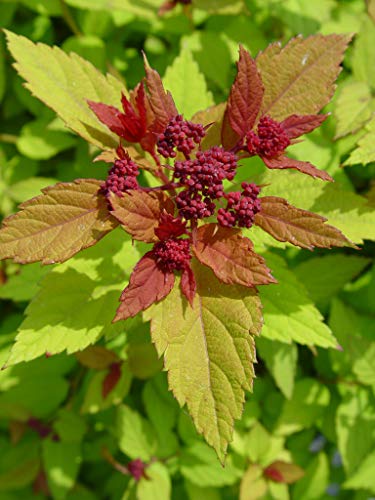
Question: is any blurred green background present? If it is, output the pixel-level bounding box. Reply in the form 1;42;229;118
0;1;374;499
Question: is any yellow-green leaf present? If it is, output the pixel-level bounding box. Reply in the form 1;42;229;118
5;30;124;149
144;263;262;462
256;34;352;120
0;179;117;264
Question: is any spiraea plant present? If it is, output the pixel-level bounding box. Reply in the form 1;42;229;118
0;31;354;461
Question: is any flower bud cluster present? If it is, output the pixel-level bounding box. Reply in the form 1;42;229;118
174;146;238;220
153;237;191;272
157;114;205;158
246;115;290;158
218;182;261;229
102;149;139;198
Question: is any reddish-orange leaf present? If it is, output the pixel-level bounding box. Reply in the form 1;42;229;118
281;114;328;139
255;196;353;250
109;190;174;243
257;34;353;121
113;253;175;321
143;55;177;132
222;46;264;148
264;461;305;484
102;362;122;399
180;266;196;305
0;179;116;264
193;223;276;287
262;155;333;182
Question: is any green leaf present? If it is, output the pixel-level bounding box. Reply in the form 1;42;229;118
352;17;375;91
142;375;179;457
294;255;370;312
0;439;40;492
5;30;124;149
17;119;76;160
256;34;352;120
4;230;139;366
116;405;157;461
334;81;374;139
345;115;375;166
180;442;241;487
7;177;58;203
193;0;244;14
43;440;82;500
243;422;271;464
0;35;6;104
276;378;330;435
260;253;337;347
344;450;375;493
239;464;267;500
65;0;158;19
257;338;297;399
19;0;61;15
137;462;171;500
0;179;117;264
0;263;50;302
0;375;69;418
81;363;132;414
163;46;214;119
329;299;375;389
62;35;106;73
292;453;329;500
336;387;375;476
144;263;262;462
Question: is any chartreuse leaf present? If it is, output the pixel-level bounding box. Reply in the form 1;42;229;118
260;253;337;348
3;229;140;367
257;338;297;399
276;378;330;436
329;299;375;389
345;116;375;166
336;387;375;476
0;179;117;264
256;34;352;120
17;119;76;160
344;450;375;493
292;453;329;500
193;0;244;14
163;46;214;119
352;17;375;91
180;442;241;487
5;30;124;149
240;464;267;500
0;262;50;302
116;405;157;461
294;256;370;312
66;0;158;19
334;81;374;139
142;374;179;458
136;463;171;500
144;263;262;462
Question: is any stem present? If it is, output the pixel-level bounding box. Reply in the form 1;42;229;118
59;0;82;37
0;134;18;144
101;447;129;475
143;182;179;193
